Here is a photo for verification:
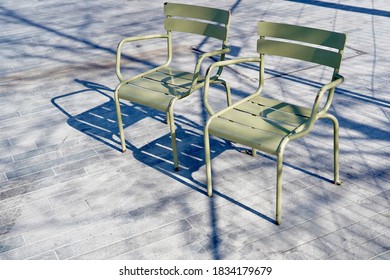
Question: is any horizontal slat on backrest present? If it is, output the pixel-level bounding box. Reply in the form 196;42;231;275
165;18;228;40
164;2;230;24
257;39;343;68
258;21;346;50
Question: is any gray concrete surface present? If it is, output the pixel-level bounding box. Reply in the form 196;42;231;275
0;0;389;260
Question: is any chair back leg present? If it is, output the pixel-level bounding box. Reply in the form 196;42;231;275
323;114;343;185
219;79;232;106
251;148;257;157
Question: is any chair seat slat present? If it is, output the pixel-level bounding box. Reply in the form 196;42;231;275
142;71;193;89
118;83;175;111
209;117;285;155
249;96;312;117
157;68;206;83
219;108;301;136
128;78;188;97
236;96;312;123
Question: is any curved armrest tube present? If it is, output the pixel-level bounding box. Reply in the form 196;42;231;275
198;47;231;62
116;34;170;82
319;74;344;94
203;57;261;115
187;47;231;93
289;74;345;141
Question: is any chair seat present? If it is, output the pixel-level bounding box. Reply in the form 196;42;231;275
118;67;205;112
208;96;311;154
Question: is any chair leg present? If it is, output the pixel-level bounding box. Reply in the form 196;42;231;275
276;139;288;225
204;128;213;197
276;151;283;225
114;89;127;153
325;114;342;185
252;148;257;157
165;112;169;124
167;106;179;171
208;79;232;108
218;79;232;107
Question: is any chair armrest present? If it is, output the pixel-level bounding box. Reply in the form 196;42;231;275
324;73;344;89
188;47;231;91
313;73;344;118
197;47;231;69
204;56;261;115
289;74;344;141
116;34;170;82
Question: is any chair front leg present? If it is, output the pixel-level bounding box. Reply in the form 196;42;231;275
276;151;283;225
114;88;127;153
276;138;289;225
204;128;213;197
167;105;179;171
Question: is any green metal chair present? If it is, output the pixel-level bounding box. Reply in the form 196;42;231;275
203;21;346;225
114;2;231;171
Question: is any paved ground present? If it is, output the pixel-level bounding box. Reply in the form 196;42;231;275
0;0;389;260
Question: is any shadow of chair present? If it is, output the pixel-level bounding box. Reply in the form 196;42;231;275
51;79;229;186
52;77;315;261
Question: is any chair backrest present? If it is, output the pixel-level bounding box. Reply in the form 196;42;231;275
257;21;346;72
164;2;230;42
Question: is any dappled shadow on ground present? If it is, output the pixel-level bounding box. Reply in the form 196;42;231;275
52;78;278;258
31;0;389;259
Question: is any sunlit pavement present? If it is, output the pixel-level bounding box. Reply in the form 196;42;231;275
0;0;389;260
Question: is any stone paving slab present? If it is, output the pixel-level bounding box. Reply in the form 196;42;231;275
0;0;389;260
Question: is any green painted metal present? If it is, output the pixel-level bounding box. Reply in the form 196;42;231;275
164;2;230;24
114;3;231;171
204;21;346;225
258;21;346;49
257;40;343;68
164;18;228;40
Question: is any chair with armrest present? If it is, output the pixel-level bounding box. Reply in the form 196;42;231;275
114;2;232;171
203;21;347;224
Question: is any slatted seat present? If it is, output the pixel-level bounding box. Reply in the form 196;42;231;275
118;69;195;111
210;96;312;155
114;3;231;170
203;21;347;224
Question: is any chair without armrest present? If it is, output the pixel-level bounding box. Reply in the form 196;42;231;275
114;2;231;171
204;21;346;225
